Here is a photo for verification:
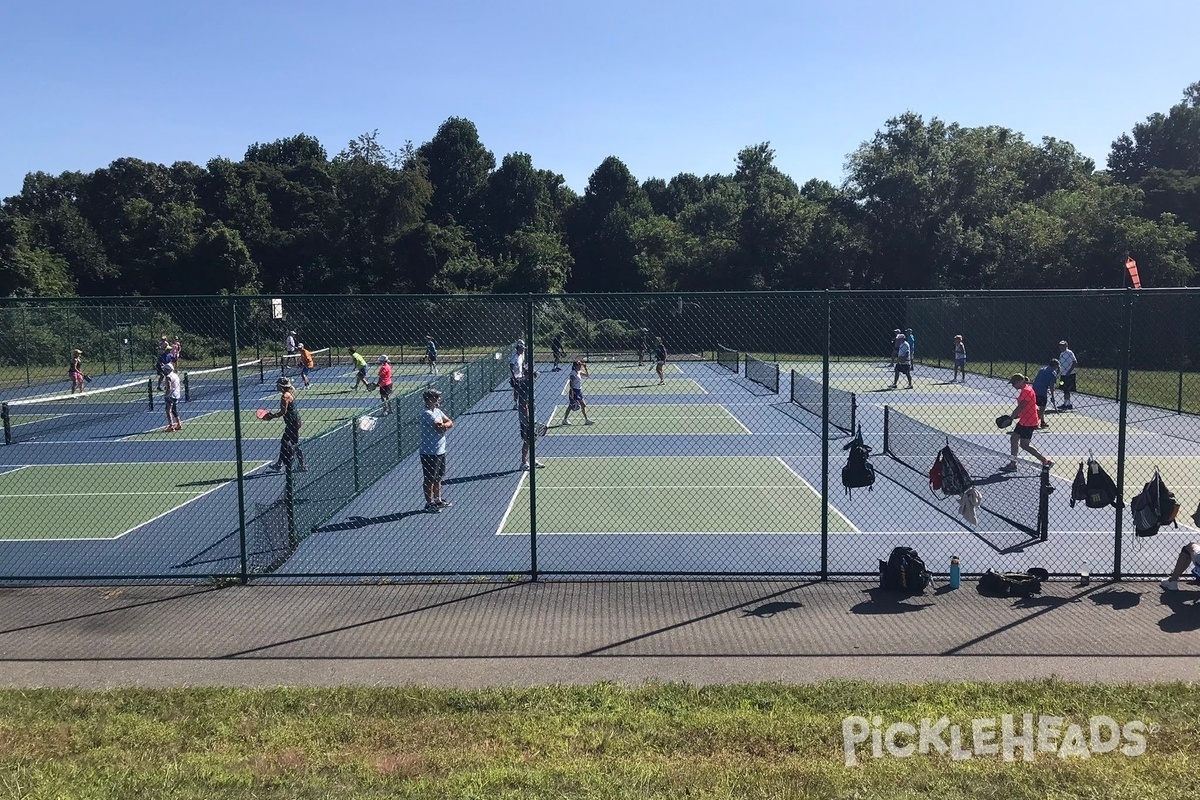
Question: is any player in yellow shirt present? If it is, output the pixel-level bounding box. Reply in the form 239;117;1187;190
348;347;369;391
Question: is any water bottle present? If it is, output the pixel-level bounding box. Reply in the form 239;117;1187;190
1080;561;1090;585
949;556;961;589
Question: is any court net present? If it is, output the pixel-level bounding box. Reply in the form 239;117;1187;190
183;360;265;402
882;406;1051;539
247;350;510;573
744;354;780;393
2;378;154;445
790;370;857;434
280;348;332;376
715;345;739;373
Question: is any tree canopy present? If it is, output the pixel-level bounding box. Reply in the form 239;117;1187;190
3;82;1198;297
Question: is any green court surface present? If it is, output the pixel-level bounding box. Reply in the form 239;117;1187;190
0;461;261;540
569;362;684;376
561;377;706;396
125;407;370;441
499;456;857;534
546;403;750;435
827;376;982;395
885;403;1149;436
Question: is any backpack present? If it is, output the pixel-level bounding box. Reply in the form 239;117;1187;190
841;427;876;496
879;546;931;594
939;445;972;496
1084;458;1118;509
1131;470;1178;537
978;569;1043;597
1070;462;1088;508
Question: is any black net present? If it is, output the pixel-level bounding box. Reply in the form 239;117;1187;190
183;360;265;402
715;345;739;373
789;370;857;434
744;354;780;393
2;378;154;444
882;406;1050;539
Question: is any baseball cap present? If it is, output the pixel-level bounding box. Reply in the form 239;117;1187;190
515;340;525;348
379;355;389;363
1009;372;1027;383
893;329;901;334
1058;340;1068;346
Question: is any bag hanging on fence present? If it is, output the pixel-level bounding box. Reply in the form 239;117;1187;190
1070;462;1088;508
978;569;1043;597
1084;458;1119;509
841;426;876;497
878;546;931;594
938;445;972;496
928;451;944;493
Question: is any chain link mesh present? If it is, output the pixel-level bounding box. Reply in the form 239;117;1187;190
0;291;1196;584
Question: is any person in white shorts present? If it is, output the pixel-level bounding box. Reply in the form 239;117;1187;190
561;360;593;426
1160;542;1200;591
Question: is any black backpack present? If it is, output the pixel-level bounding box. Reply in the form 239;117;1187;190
978;569;1043;597
939;445;972;496
1084;458;1118;509
1070;462;1088;508
879;546;931;594
1131;470;1179;537
841;427;876;497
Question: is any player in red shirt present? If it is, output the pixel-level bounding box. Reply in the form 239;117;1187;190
1003;373;1052;472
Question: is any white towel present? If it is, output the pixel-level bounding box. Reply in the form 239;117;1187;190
958;487;982;524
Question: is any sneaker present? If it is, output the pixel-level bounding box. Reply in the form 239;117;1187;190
424;501;441;513
173;424;183;431
267;462;283;472
436;499;453;508
584;419;595;425
1042;460;1054;469
162;426;174;433
561;419;572;426
1161;580;1179;592
534;460;545;468
1039;423;1049;429
1000;462;1018;472
1061;403;1073;410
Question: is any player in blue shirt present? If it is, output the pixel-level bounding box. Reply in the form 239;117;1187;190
1031;358;1059;429
425;336;438;375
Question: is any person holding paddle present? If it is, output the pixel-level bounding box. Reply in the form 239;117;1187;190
1000;373;1052;472
261;376;306;473
1057;340;1078;410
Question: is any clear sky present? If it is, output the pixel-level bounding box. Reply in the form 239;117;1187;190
2;0;1198;199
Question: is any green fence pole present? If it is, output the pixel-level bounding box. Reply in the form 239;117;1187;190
527;296;538;582
821;291;830;580
100;305;108;376
352;417;361;494
1113;289;1135;580
22;306;31;387
228;299;252;584
1178;370;1185;415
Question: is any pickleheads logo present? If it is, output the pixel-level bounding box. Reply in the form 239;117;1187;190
841;714;1150;766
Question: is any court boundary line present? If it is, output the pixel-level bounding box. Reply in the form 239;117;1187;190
775;457;862;533
563;378;709;396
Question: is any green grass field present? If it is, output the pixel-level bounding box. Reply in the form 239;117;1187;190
0;462;259;540
0;682;1193;799
500;456;854;534
546;403;748;435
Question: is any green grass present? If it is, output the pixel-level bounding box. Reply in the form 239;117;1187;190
0;462;259;540
500;456;853;534
546;403;748;435
0;682;1194;799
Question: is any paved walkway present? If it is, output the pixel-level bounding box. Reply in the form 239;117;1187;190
0;580;1197;688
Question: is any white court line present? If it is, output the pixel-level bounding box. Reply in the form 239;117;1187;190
523;484;818;490
775;456;861;532
120;409;224;439
0;465;32;477
493;470;529;538
0;490;198;498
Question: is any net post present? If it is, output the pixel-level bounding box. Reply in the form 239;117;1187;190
820;290;830;581
183;373;191;402
1038;467;1051;542
882;406;890;456
790;369;796;404
146;378;154;409
259;359;265;384
1113;288;1135;580
2;403;11;446
850;392;858;435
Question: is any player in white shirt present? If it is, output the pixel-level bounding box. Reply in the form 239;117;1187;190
163;363;183;432
1056;340;1078;410
561;360;593;426
509;340;526;409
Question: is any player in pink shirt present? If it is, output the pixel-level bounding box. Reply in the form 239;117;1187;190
376;355;394;415
1003;372;1052;472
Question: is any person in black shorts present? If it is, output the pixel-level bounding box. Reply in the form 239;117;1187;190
652;336;668;385
551;332;565;372
517;371;543;470
263;376;307;472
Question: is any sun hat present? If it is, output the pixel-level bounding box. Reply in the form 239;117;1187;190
276;376;294;390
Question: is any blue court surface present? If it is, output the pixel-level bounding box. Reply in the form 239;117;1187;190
2;355;1196;581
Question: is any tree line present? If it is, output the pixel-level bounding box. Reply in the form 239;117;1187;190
2;81;1198;297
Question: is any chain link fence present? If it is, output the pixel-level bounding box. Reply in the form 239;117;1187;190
0;290;1196;584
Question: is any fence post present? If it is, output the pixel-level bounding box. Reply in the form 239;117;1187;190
1177;370;1184;415
228;299;251;585
821;291;830;580
527;296;538;582
22;306;31;387
100;305;108;376
1113;289;1135;580
352;418;361;494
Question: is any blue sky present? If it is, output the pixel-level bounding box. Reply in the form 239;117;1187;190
2;0;1198;199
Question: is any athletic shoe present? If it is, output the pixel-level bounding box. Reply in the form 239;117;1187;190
436;499;453;508
1161;580;1179;591
424;501;441;513
267;463;283;472
1000;462;1018;472
1039;423;1049;429
162;426;174;433
584;420;595;425
534;460;545;468
1042;460;1054;468
1061;403;1073;410
561;420;571;426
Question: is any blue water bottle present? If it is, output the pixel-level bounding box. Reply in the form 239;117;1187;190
949;556;961;589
